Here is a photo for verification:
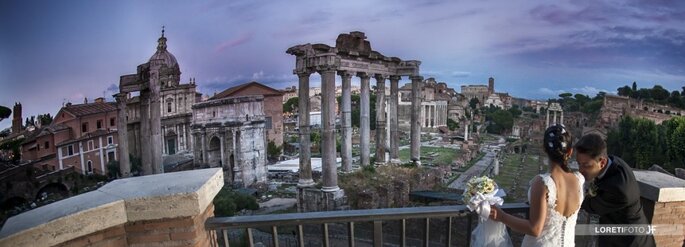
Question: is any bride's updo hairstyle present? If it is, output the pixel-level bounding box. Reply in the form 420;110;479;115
543;124;573;172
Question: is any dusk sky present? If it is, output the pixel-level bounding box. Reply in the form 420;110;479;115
1;0;684;130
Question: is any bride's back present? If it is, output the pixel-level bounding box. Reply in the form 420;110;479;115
550;171;582;218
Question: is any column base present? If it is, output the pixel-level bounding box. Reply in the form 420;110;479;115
321;185;340;192
412;160;422;166
389;159;402;165
297;179;316;188
374;162;387;166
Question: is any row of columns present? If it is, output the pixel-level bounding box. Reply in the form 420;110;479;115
545;108;564;128
420;104;448;128
297;69;423;190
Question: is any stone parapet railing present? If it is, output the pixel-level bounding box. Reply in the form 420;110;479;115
0;168;224;247
635;171;685;247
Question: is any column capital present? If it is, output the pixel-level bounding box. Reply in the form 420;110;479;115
316;65;338;73
296;71;312;78
389;75;402;81
357;72;371;79
113;93;127;102
337;70;354;79
374;74;388;81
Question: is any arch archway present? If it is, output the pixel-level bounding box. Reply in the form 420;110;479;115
35;183;69;202
207;136;221;167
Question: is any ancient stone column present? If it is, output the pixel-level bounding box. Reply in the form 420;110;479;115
139;91;153;175
201;128;207;164
219;130;225;168
149;71;163;174
389;76;400;164
375;74;387;165
553;111;557;125
320;68;339;192
114;93;131;177
410;76;423;165
359;72;371;167
297;72;315;187
560;111;564;125
546;108;550;128
339;71;353;172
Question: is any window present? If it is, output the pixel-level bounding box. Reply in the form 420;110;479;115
44;141;49;149
110;117;115;126
265;116;272;129
167;102;172;113
96;120;102;129
87;140;94;151
82;123;89;133
87;160;93;174
108;136;113;145
68;145;74;156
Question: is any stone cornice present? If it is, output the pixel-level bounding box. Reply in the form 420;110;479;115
635;171;685;202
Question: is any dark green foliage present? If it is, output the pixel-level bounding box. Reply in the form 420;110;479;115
106;160;120;179
615;83;685;109
282;97;298;113
607;116;685;172
469;98;480;109
349;93;376;130
447;118;459;131
129;154;142;176
484;107;513;134
213;187;259;217
507;107;522;118
0;106;11;121
267;141;281;162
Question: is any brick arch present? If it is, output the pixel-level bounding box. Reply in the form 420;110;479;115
35;182;69;201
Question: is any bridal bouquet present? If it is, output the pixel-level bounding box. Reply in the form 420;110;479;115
463;176;513;247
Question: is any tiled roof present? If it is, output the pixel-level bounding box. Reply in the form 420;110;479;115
211;81;283;100
63;102;117;117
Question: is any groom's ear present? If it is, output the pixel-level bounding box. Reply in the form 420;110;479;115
598;156;608;168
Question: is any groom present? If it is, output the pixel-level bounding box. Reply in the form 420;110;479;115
575;134;655;247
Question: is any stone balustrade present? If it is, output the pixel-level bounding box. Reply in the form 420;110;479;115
635;170;685;247
0;168;223;247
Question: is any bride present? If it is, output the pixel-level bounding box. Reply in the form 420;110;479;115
489;124;584;246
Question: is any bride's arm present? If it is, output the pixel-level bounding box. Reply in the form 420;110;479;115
489;176;547;237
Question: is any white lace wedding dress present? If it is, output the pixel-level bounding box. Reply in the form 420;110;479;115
521;172;584;247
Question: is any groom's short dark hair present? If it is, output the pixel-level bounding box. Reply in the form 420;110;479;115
574;134;607;159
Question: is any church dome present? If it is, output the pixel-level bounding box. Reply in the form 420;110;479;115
149;29;179;69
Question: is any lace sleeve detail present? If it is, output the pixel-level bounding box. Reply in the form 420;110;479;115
574;171;585;199
539;174;557;209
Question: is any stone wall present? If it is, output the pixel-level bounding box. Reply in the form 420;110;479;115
0;168;223;247
635;171;685;247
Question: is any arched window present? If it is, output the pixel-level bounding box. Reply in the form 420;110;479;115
87;160;93;174
167;102;172;113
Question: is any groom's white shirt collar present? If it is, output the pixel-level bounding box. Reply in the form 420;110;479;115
597;157;612;180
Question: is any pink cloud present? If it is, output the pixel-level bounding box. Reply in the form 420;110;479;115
215;33;252;53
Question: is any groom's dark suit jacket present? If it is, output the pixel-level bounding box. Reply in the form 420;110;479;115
581;155;655;247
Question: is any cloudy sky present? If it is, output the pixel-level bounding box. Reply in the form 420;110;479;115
1;0;684;130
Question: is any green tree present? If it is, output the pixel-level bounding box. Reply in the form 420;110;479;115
267;140;281;162
447;118;459;131
485;109;513;134
283;97;299;113
213;188;259;217
632;81;637;92
508;107;522;118
469;98;480;110
0;106;11;122
37;114;52;126
617;86;632;97
651;85;670;102
106;160;120;179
